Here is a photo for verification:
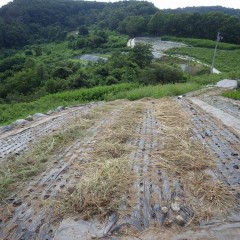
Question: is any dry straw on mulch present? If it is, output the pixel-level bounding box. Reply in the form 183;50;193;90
56;102;145;219
153;98;236;223
58;158;134;220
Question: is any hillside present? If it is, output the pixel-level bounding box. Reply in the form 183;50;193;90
1;1;240;49
0;0;157;48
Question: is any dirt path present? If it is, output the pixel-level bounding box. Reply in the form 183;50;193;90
0;91;239;240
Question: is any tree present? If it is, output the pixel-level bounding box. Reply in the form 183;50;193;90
139;63;185;85
119;16;147;36
34;46;42;56
36;64;47;82
129;43;153;68
53;67;73;79
78;25;89;36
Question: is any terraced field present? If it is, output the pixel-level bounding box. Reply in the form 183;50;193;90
0;88;239;240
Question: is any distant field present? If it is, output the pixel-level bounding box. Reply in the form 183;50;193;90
165;47;240;73
162;36;240;50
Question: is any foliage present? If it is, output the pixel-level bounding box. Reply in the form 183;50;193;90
0;1;240;127
0;0;157;48
0;32;130;103
1;0;240;49
148;11;240;44
0;83;137;125
118;16;147;37
163;6;240;20
222;90;240;100
139;63;185;85
128;43;153;68
105;83;200;101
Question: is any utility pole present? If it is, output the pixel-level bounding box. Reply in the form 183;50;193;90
211;32;221;73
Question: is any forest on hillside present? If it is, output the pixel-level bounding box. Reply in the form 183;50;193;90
163;6;240;19
1;0;240;49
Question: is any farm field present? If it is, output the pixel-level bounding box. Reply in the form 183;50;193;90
0;87;240;240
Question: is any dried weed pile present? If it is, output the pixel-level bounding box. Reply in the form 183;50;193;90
58;102;145;219
153;98;236;222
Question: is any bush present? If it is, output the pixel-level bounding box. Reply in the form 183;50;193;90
139;63;185;85
106;76;118;85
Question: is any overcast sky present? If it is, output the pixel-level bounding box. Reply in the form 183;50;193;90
1;0;240;9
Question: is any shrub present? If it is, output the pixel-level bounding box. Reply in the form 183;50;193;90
139;63;185;85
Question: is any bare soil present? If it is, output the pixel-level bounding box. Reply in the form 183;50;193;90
0;89;239;240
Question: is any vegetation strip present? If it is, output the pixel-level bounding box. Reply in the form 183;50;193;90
153;98;236;222
0;83;137;126
0;103;114;200
0;82;204;126
222;89;240;100
56;101;145;219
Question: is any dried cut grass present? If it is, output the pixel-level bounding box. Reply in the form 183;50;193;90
59;158;134;220
154;99;213;174
94;141;131;159
57;102;145;219
0;103;115;200
153;98;237;223
93;103;144;159
183;172;237;221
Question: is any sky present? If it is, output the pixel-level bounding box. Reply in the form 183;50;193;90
1;0;240;9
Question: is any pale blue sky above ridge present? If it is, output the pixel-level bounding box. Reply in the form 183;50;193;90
1;0;240;9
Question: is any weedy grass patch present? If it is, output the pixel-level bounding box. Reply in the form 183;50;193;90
162;36;240;50
106;83;200;101
222;89;240;100
0;103;114;200
0;83;137;126
166;47;240;73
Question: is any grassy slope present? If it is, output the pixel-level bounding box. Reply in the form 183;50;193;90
0;83;136;126
222;90;240;100
0;82;203;126
162;36;240;50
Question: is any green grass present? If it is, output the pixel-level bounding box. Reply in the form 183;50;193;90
189;73;229;85
166;47;240;73
105;83;200;101
0;82;203;126
222;90;240;100
0;83;137;126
